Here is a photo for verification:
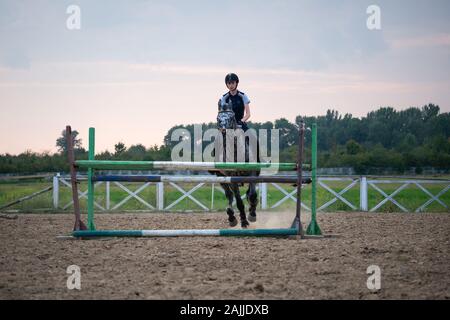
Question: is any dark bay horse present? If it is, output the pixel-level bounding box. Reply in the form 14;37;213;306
214;100;260;228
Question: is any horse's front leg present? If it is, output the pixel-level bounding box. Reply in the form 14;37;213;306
220;183;237;227
246;182;258;222
230;183;249;228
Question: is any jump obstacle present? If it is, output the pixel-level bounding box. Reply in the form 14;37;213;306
77;160;303;171
93;175;312;184
67;121;322;238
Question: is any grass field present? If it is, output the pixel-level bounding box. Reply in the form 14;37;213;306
0;177;449;213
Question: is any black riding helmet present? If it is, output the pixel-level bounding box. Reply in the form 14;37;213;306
225;73;239;84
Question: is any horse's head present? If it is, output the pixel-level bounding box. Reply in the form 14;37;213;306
215;98;259;176
217;99;237;132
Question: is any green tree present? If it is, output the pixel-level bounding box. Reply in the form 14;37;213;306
126;144;147;160
114;142;127;156
345;139;362;155
274;118;298;149
56;129;83;154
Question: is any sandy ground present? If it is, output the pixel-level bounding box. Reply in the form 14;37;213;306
0;211;449;299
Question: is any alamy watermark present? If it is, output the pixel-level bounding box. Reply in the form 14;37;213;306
66;265;81;290
366;265;381;290
66;5;81;30
366;5;381;30
170;125;281;174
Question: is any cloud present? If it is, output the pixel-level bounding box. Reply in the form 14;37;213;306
1;58;449;155
0;60;363;89
0;0;391;71
0;0;449;153
389;33;450;49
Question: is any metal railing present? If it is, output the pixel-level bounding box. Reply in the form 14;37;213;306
52;174;450;213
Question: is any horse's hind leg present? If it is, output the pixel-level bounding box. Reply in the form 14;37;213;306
230;183;249;228
247;182;258;222
220;183;237;227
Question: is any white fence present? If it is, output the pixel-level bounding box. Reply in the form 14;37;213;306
52;174;450;213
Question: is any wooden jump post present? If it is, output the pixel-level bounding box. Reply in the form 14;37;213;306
67;121;321;238
66;126;86;231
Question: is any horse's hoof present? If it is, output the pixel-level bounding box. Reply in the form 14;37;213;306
248;214;256;222
241;219;249;228
228;216;238;227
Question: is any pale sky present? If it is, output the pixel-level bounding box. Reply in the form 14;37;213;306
0;0;449;154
